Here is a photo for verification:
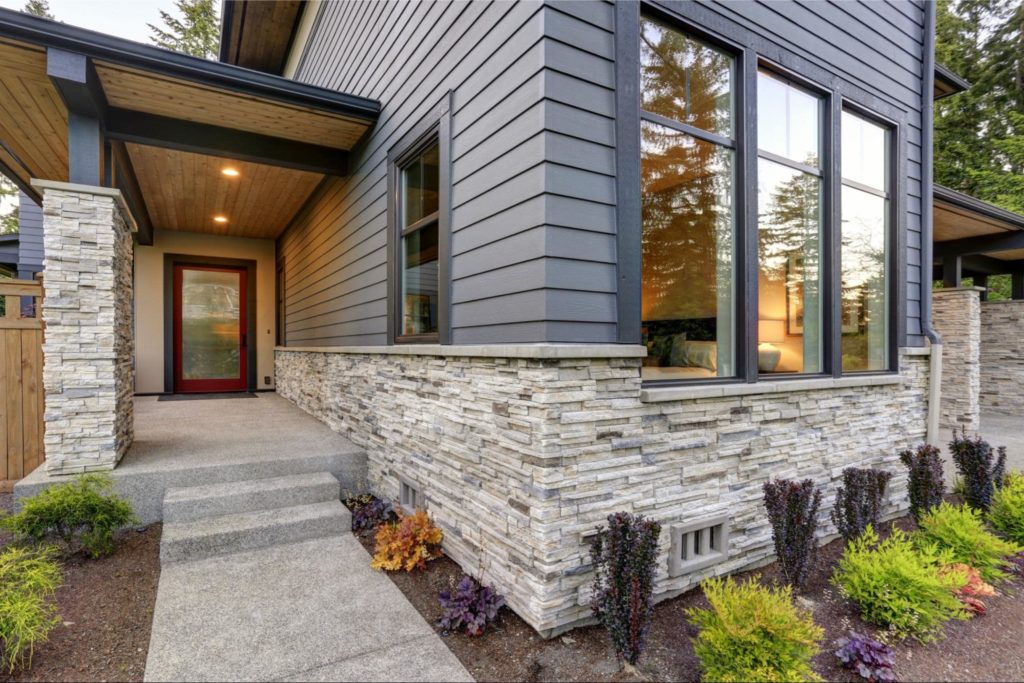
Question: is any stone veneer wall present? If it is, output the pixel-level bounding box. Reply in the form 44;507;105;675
37;183;135;474
932;288;982;432
276;348;929;635
980;299;1024;414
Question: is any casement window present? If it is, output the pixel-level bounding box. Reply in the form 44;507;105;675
633;10;896;384
387;97;451;345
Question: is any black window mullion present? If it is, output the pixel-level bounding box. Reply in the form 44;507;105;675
828;95;842;378
741;47;759;384
639;110;736;149
401;211;440;238
755;149;823;177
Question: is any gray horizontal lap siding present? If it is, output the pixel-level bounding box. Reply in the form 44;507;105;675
17;191;43;273
279;0;926;347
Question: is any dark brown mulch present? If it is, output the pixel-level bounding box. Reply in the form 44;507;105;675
359;514;1024;683
0;492;161;683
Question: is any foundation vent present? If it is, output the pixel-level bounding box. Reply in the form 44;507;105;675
669;515;730;577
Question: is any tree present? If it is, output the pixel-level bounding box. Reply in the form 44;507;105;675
148;0;219;60
22;0;54;19
0;176;19;235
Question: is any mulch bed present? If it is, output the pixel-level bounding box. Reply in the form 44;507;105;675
0;491;161;683
358;513;1024;682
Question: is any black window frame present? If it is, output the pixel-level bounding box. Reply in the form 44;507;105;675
619;1;906;386
386;94;452;345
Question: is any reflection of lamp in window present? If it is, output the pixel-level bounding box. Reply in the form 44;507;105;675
758;319;785;372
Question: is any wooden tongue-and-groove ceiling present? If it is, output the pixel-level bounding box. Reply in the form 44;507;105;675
0;36;372;240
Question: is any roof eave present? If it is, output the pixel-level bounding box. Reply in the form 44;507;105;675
934;185;1024;232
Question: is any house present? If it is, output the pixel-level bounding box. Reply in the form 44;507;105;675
0;0;955;636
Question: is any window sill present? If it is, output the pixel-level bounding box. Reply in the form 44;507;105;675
640;373;903;403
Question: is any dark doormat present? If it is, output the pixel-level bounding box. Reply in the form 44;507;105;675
158;392;258;401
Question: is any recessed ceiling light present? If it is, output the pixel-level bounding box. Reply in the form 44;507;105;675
213;215;229;224
222;168;240;177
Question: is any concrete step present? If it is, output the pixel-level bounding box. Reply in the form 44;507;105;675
163;472;341;523
160;500;351;565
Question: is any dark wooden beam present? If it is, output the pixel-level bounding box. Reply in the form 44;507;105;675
1014;272;1024;300
46;48;107;186
975;274;989;301
942;254;961;288
0;150;41;204
935;230;1024;258
104;108;348;176
109;141;154;246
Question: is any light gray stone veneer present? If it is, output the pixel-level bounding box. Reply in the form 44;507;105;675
276;348;929;635
37;184;135;474
980;299;1024;415
932;288;982;432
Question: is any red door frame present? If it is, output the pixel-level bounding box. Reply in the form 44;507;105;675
172;264;248;393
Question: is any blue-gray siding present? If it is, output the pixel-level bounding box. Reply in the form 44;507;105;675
280;0;926;347
17;191;43;273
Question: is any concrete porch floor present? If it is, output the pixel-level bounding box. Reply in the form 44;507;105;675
17;393;367;524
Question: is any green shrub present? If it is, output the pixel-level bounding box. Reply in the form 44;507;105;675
0;474;138;558
916;502;1020;583
989;473;1024;544
0;546;63;672
832;525;968;642
686;576;823;683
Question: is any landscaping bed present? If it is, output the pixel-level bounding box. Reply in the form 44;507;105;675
358;515;1024;682
0;490;161;683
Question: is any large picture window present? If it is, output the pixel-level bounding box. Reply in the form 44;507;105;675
841;111;891;372
756;71;824;375
639;14;736;382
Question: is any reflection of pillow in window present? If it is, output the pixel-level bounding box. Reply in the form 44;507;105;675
684;341;718;372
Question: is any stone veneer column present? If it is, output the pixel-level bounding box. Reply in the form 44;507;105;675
980;299;1024;414
33;181;136;474
932;287;982;433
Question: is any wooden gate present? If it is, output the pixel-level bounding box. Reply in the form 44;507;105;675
0;279;43;491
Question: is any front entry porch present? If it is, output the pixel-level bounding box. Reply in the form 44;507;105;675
16;392;367;524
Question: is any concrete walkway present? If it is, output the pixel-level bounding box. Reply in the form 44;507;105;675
144;534;472;682
980;412;1024;472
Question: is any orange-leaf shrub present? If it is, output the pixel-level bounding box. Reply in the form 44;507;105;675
370;509;443;572
939;563;996;616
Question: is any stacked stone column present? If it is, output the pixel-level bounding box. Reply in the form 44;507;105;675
932;287;983;433
33;181;136;474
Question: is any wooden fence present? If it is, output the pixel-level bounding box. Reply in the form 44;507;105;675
0;279;43;492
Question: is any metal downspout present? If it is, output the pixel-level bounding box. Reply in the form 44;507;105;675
922;1;943;445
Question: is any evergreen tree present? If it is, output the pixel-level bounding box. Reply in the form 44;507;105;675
148;0;220;59
22;0;54;19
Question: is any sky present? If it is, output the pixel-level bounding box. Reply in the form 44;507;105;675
0;0;171;214
0;0;167;45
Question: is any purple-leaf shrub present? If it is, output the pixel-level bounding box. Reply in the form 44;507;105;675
590;511;661;666
898;444;945;523
438;575;505;636
949;429;1007;512
763;478;822;588
350;497;395;533
835;631;898;682
832;468;893;543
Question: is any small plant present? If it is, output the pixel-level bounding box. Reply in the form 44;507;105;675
590;511;661;667
438;575;505;636
834;631;897;683
349;496;395;534
0;546;63;672
832;525;968;642
0;474;137;558
938;563;996;616
989;472;1024;544
763;478;822;588
898;444;945;523
370;508;443;572
915;502;1020;584
686;576;823;683
832;467;893;543
949;429;1006;511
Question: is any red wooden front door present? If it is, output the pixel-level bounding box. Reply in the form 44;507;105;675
173;265;248;393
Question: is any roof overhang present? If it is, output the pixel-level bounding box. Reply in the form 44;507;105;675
0;8;380;245
934;185;1024;278
220;0;305;75
934;63;970;100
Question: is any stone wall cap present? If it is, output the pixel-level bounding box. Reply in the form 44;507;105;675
276;343;648;359
980;298;1024;305
640;372;905;403
30;179;138;234
934;286;987;294
903;346;933;356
